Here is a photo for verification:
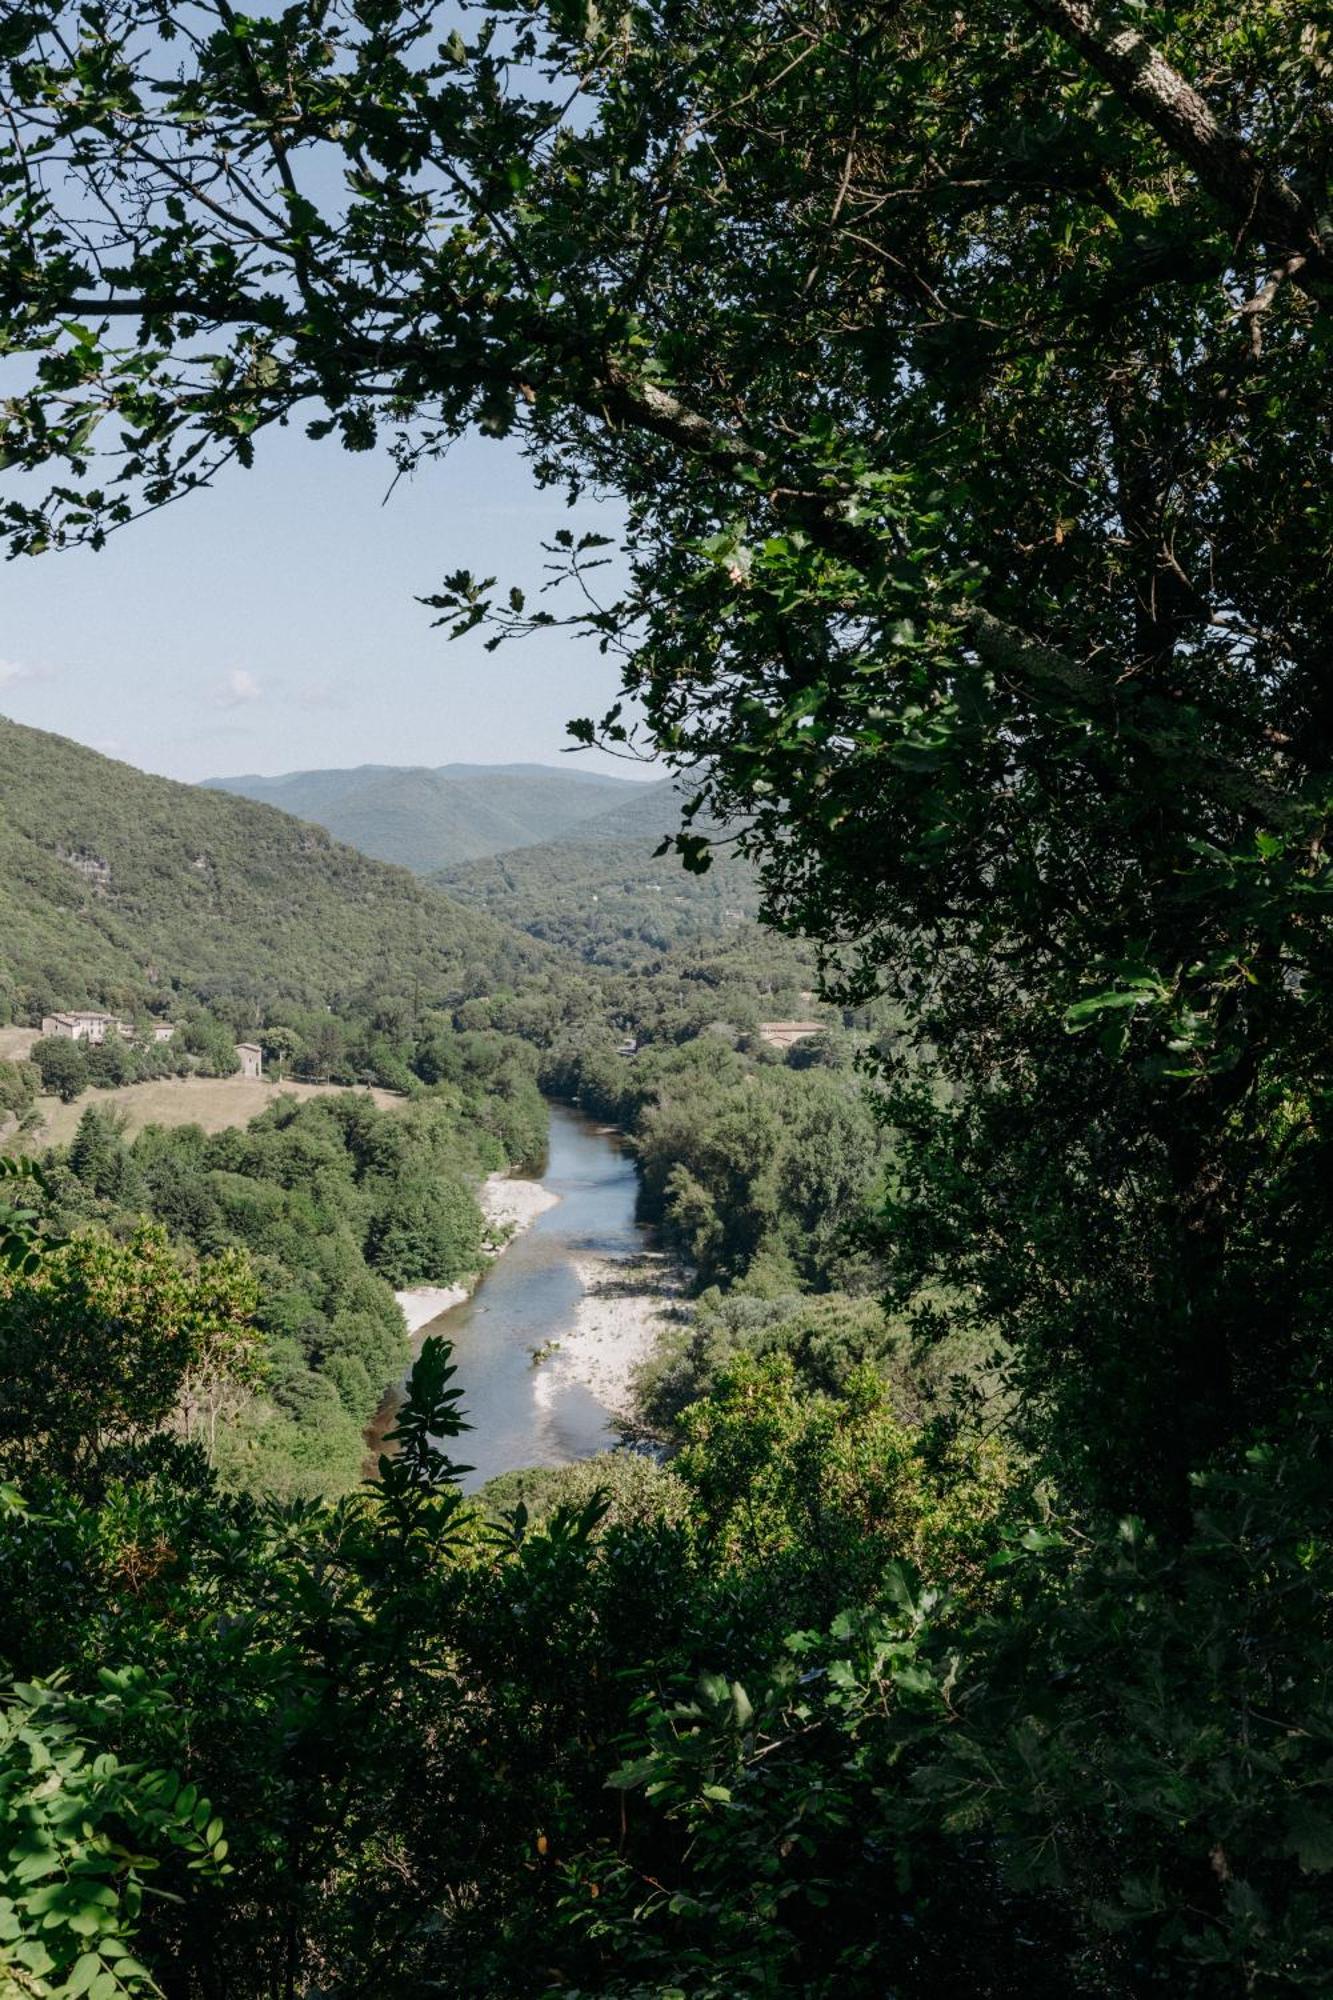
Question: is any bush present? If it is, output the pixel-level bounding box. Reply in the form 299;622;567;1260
478;1451;688;1531
0;1057;37;1123
0;1670;227;1997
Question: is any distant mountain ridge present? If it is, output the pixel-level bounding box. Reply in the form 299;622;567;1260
0;720;546;1021
201;761;651;873
210;761;629;787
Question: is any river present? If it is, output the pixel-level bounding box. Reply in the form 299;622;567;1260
376;1102;648;1493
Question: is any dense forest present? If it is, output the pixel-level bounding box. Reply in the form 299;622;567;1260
437;819;781;975
4;2;1333;1997
0;718;549;1023
2;715;884;1503
203;763;644;873
31;1074;531;1498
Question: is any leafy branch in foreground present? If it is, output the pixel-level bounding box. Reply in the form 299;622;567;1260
0;1159;59;1278
0;1667;228;1999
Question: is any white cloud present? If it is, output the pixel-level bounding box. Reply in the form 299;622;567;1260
214;668;263;709
292;676;350;711
0;657;55;689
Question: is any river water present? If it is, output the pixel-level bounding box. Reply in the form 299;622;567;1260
378;1102;644;1493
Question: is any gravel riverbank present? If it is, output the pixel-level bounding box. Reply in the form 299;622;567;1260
551;1247;683;1418
394;1170;560;1334
394;1161;681;1424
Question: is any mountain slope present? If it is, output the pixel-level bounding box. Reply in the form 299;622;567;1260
541;774;700;845
433;777;792;977
0;719;545;1022
202;762;645;872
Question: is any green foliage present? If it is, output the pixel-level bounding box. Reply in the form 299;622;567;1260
626;1045;888;1289
435;779;806;1004
377;1333;473;1508
478;1451;688;1532
30;1035;197;1111
65;1114;135;1208
674;1355;1007;1611
410;1026;548;1169
0;1062;37;1126
0;1290;1328;1995
6;1;1333;1989
175;1021;236;1080
640;1287;992;1432
8;0;1321;1530
45;1090;510;1499
364;1172;483;1289
0;1159;58;1279
583;1397;1333;1997
30;1045;86;1108
0;1671;225;1999
0;1225;259;1486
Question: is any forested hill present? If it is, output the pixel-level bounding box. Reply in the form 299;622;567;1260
0;718;547;1021
201;760;645;871
434;774;777;974
436;822;762;970
524;772;691;845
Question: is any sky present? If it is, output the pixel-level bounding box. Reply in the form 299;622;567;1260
0;424;651;785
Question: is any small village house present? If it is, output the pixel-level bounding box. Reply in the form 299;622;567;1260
41;1010;118;1044
235;1042;263;1079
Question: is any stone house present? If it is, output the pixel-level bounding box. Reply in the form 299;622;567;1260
42;1010;167;1046
41;1010;119;1044
235;1042;263;1079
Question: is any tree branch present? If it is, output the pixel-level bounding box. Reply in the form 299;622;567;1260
1021;0;1332;300
956;605;1298;826
574;353;1303;829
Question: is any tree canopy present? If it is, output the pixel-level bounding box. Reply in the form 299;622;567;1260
6;0;1330;1521
6;10;1333;1992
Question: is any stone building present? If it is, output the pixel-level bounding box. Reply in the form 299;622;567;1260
235;1042;263;1079
41;1010;118;1044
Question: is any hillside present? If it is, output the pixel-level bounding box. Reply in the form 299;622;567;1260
433;775;786;973
0;719;546;1022
202;760;645;871
436;835;763;968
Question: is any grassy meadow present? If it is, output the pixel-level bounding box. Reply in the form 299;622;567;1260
26;1073;402;1148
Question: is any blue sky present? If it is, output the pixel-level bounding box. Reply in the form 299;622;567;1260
0;425;649;784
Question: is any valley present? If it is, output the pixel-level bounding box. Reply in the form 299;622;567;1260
202;760;649;871
0;719;894;1511
1;11;1326;1990
377;1103;675;1493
